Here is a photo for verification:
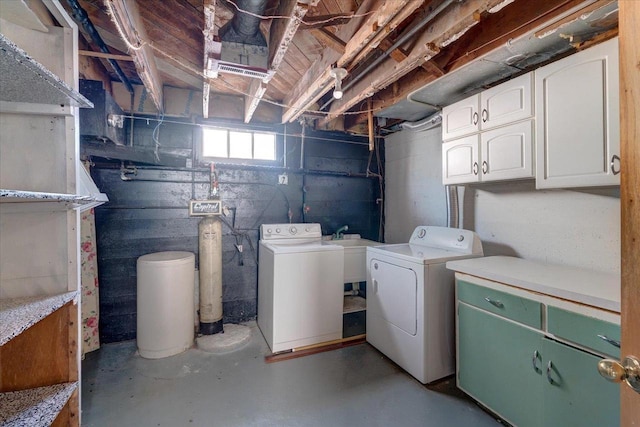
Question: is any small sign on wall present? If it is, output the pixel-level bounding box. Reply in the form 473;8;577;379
189;200;222;216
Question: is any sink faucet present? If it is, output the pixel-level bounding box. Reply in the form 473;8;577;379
333;225;349;240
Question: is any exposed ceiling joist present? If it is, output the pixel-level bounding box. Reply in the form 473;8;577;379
282;0;423;123
300;13;354;29
309;28;346;54
320;0;508;125
202;0;215;119
105;0;163;110
244;0;314;123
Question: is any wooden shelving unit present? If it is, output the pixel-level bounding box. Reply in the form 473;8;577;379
0;2;102;425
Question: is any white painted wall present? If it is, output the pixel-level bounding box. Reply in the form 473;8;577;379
384;128;621;275
384;127;448;243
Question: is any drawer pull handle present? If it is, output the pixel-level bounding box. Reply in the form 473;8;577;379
484;297;504;308
546;361;555;385
597;334;621;348
532;350;541;373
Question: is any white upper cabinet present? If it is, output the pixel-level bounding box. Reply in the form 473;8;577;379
443;121;534;185
535;37;619;188
442;97;480;141
442;72;533;141
442;135;479;185
480;73;533;130
481;120;534;182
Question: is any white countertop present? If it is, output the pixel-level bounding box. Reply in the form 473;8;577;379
446;256;620;312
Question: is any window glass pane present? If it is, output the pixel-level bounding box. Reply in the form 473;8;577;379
202;128;228;157
253;133;276;160
229;131;252;159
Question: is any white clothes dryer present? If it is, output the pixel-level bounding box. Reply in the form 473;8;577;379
366;226;483;383
258;223;344;353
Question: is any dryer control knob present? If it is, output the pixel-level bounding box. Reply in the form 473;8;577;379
458;235;465;242
289;226;297;234
276;228;281;233
267;228;272;234
305;227;310;232
418;229;426;238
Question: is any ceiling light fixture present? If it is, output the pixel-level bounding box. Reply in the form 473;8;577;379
330;67;348;99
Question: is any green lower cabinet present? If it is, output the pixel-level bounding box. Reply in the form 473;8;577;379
458;303;543;427
542;338;620;427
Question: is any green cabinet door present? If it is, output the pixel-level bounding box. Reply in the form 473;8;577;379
542;338;620;427
458;303;543;427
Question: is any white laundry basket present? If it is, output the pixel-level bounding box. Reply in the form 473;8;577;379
137;251;195;359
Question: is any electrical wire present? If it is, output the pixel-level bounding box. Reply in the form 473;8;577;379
222;0;374;26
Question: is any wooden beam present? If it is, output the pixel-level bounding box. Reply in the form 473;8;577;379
244;0;310;123
78;49;133;61
281;0;394;123
619;1;640;425
106;0;163;111
310;28;347;54
202;0;215;119
300;13;353;29
347;1;426;70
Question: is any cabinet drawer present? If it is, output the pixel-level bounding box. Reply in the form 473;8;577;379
457;280;542;328
547;306;620;358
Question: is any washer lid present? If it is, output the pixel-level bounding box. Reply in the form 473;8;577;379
262;241;343;254
367;244;475;264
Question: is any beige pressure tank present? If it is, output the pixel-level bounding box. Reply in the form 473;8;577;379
137;251;195;359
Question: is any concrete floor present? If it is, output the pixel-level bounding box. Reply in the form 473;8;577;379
81;322;500;427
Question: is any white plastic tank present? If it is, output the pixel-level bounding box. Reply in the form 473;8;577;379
137;251;195;359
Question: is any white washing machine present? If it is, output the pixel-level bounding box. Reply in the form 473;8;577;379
366;226;483;384
258;223;344;353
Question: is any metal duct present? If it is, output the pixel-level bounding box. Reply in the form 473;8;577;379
446;185;460;228
400;112;442;132
220;0;268;46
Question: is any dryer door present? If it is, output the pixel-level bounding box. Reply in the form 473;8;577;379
369;258;418;335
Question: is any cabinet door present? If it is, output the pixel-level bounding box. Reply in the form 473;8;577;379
442;135;479;185
480;73;533;130
542;338;620;427
442;95;479;140
481;120;534;182
535;37;620;188
458;303;543;427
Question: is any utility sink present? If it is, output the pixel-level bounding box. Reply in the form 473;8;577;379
325;235;380;283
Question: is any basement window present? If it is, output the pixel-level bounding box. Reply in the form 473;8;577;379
202;127;276;161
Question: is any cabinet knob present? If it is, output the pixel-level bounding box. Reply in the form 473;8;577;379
482;161;488;174
546;360;555;385
532;350;541;373
473;112;479;125
473;162;479;175
597;356;640;393
481;109;488;123
610;155;621;175
597;334;620;348
484;297;504;308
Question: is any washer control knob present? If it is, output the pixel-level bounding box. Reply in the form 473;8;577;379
276;228;281;233
418;229;426;238
305;227;310;232
458;235;465;242
289;226;297;234
267;228;272;234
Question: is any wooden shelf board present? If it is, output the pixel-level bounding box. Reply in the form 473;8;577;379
0;34;92;108
0;189;96;204
0;382;77;426
0;292;77;346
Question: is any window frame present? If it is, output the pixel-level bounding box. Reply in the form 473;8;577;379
198;125;282;166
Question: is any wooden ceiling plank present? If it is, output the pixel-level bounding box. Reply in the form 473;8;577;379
203;0;215;118
281;0;383;123
79;49;133;61
320;0;509;125
245;0;312;123
343;0;424;69
310;28;347;53
107;0;163;110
